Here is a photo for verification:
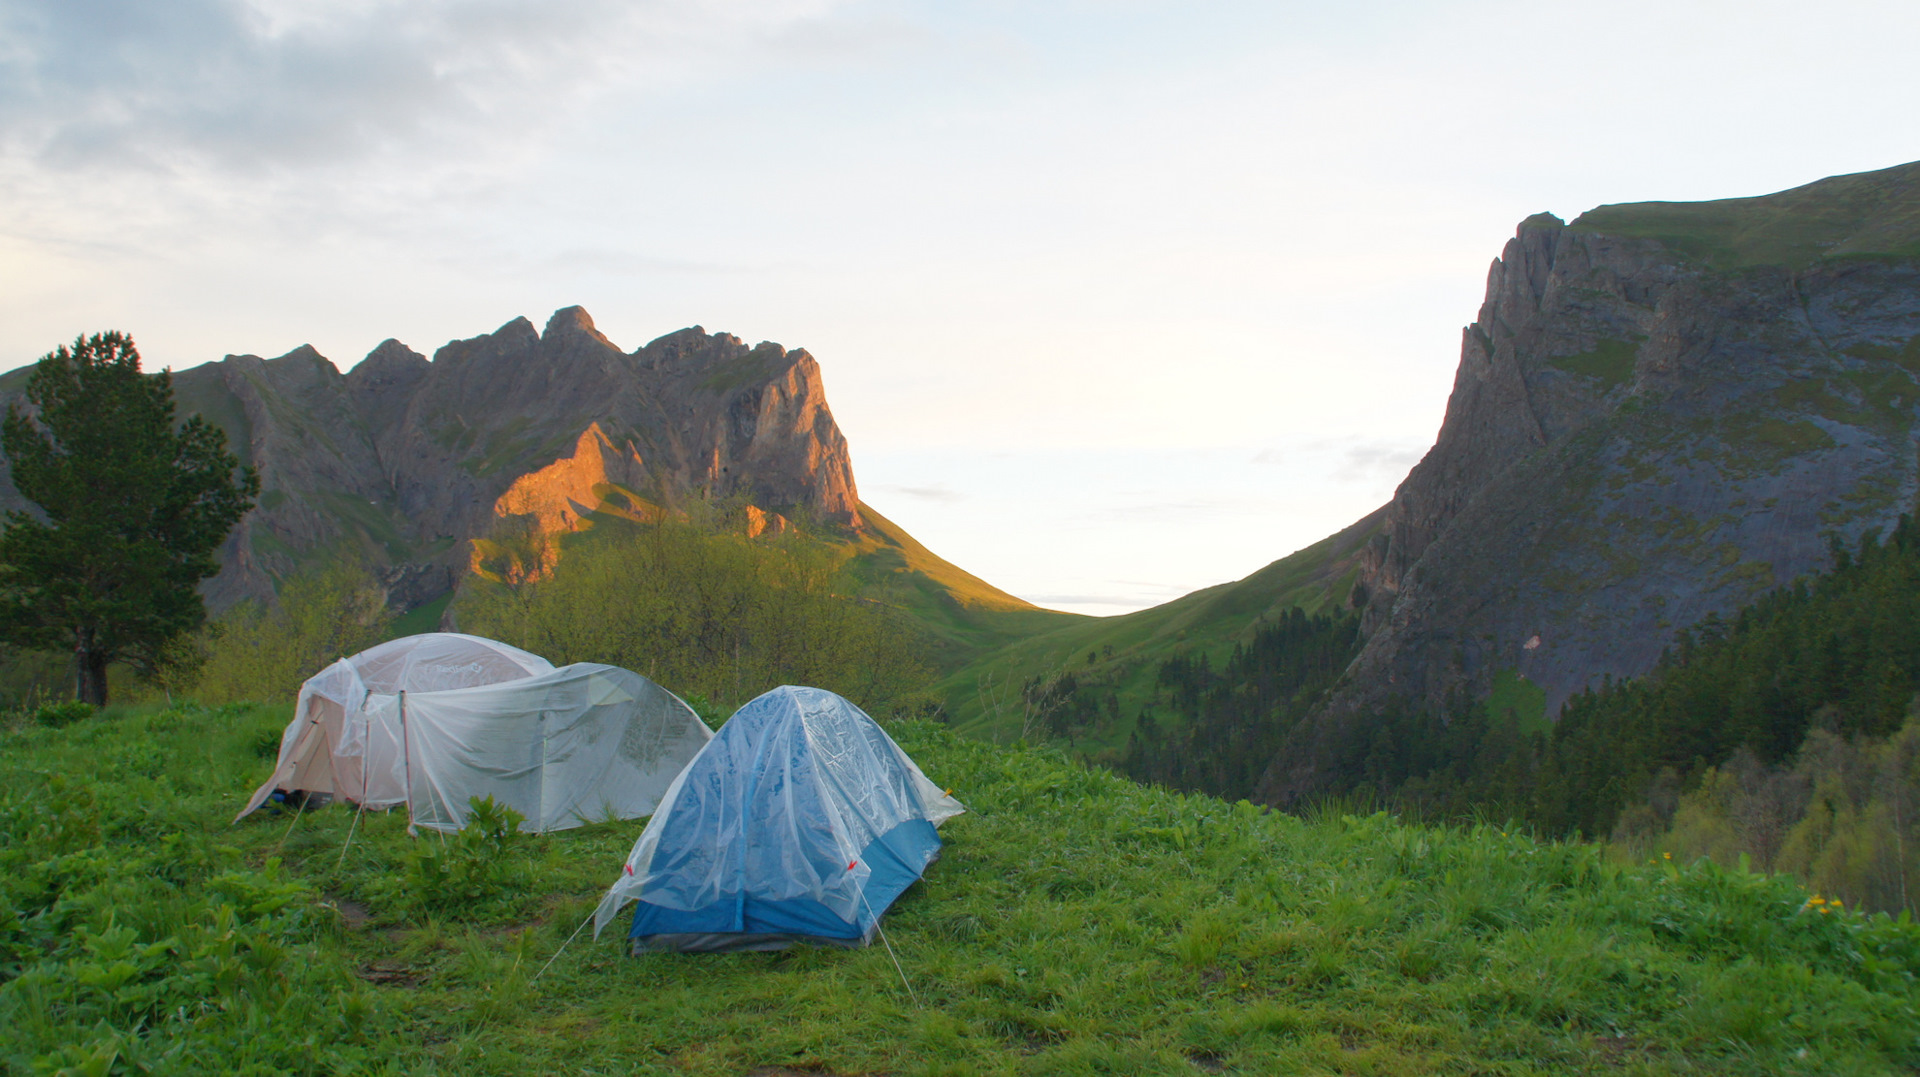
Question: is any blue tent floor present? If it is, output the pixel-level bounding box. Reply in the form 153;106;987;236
630;819;941;953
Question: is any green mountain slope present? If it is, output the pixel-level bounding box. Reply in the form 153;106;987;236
831;501;1081;670
5;702;1917;1073
937;506;1383;746
1571;160;1920;269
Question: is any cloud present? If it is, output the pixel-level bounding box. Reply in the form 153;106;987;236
1334;440;1424;484
537;246;765;277
1086;495;1262;525
1250;437;1426;485
879;482;964;503
0;0;847;176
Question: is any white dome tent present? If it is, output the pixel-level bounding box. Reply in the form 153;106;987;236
237;633;713;833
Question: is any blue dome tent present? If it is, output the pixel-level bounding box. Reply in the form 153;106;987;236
593;685;965;952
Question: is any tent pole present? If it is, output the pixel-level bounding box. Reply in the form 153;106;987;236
339;695;372;866
399;690;415;836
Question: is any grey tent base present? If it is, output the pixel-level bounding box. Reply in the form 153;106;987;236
631;924;880;954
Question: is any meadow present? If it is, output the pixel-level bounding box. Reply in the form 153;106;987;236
3;700;1918;1076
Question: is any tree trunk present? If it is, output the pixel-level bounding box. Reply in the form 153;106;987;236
75;646;109;707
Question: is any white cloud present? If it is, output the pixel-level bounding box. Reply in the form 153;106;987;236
878;482;963;503
0;0;847;175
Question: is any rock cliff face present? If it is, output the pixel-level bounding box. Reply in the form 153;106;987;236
1258;161;1920;804
0;307;863;611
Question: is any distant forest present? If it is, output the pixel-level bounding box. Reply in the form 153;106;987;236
1045;517;1920;913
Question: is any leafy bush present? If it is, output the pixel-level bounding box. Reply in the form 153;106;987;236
32;700;93;727
459;516;934;714
377;795;528;916
173;559;394;704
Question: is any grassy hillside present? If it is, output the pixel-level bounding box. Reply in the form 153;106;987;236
936;506;1383;748
1570;159;1920;269
14;700;1913;1074
832;502;1082;671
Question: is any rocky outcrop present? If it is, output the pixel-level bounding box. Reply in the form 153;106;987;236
1258;161;1920;804
491;424;655;535
0;306;864;611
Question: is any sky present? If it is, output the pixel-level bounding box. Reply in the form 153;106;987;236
3;1;1918;615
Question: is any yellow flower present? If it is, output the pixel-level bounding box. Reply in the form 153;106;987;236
1662;852;1672;860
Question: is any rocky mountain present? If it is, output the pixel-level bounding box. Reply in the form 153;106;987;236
0;306;1038;634
1256;160;1920;803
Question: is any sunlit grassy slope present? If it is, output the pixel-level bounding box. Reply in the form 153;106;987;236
1570;159;1920;269
4;701;1918;1075
936;507;1385;748
833;501;1083;671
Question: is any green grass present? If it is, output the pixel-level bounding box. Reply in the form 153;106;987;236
830;502;1082;672
1569;159;1920;269
9;701;1916;1074
389;593;453;638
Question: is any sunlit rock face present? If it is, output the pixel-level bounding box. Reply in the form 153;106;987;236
1259;162;1920;805
0;306;863;610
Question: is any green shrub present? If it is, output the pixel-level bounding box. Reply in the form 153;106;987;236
33;700;93;727
458;517;934;715
381;795;527;916
177;560;393;704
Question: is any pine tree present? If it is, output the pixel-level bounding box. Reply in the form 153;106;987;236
0;332;257;704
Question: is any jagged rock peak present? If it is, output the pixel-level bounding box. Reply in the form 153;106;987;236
275;344;330;366
541;305;619;352
637;325;756;370
487;316;540;348
355;339;428;371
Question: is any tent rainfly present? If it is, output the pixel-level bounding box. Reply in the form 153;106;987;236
594;684;965;952
236;633;713;833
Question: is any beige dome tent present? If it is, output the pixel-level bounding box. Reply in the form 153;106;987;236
237;633;713;833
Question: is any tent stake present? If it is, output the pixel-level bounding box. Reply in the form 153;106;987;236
531;909;597;985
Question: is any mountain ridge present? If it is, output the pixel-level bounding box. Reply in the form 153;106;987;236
0;306;1056;649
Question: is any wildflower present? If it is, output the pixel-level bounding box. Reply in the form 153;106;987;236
1662;852;1672;860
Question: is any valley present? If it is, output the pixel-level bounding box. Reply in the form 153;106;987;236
5;161;1920;1073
